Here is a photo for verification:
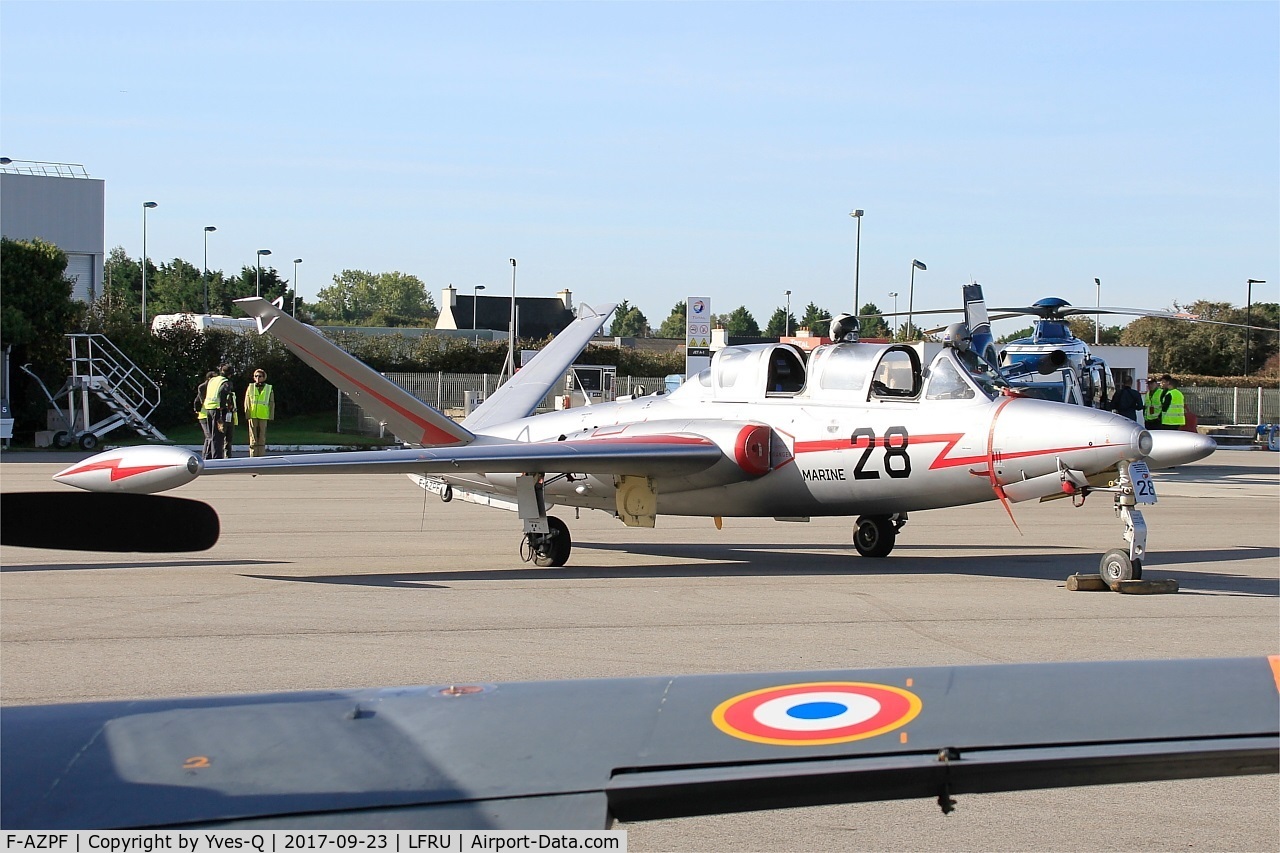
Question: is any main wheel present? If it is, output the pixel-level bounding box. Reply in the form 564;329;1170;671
853;515;897;558
531;515;572;568
78;433;99;451
1099;548;1142;583
52;431;71;449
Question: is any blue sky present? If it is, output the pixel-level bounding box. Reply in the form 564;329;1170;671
3;1;1276;333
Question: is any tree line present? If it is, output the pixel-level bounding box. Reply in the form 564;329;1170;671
100;247;438;327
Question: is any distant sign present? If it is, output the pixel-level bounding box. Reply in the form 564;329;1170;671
686;296;711;358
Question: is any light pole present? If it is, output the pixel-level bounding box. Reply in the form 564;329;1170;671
292;259;302;316
850;209;864;317
473;284;486;331
1094;277;1101;345
907;259;926;340
202;226;216;315
255;249;271;298
507;259;517;380
141;201;157;325
1245;279;1266;375
888;291;898;340
784;290;792;337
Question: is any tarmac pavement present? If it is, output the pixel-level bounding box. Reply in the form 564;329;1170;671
1;448;1277;850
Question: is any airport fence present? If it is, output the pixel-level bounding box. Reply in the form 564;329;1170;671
337;373;671;438
1182;386;1280;427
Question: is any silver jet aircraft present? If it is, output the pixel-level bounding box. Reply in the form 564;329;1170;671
56;294;1183;582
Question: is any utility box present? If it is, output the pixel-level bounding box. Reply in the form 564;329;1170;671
564;364;616;407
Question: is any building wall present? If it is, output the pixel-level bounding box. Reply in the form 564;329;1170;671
0;172;106;302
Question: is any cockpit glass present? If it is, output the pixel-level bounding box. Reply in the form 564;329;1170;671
814;346;871;391
714;348;752;389
925;357;976;400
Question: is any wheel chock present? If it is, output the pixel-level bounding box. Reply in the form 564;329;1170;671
1066;573;1109;591
1109;578;1179;595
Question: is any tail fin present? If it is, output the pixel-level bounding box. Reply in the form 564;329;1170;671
463;303;616;432
234;297;474;447
962;282;1001;371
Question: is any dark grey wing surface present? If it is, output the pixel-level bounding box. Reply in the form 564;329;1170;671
3;657;1275;829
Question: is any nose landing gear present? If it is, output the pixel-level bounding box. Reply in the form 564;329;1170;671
853;513;908;558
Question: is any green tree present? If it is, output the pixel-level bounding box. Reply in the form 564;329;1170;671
312;270;434;326
0;238;86;428
102;246;144;323
996;325;1035;344
1120;301;1279;376
798;302;831;337
150;258;206;315
858;302;890;338
656;301;686;338
720;306;760;337
764;307;798;337
609;299;649;337
1067;316;1123;345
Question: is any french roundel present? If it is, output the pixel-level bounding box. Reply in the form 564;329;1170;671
712;681;922;745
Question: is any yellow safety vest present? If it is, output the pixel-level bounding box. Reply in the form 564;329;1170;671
245;384;273;419
203;376;228;410
1161;388;1186;426
1144;388;1164;420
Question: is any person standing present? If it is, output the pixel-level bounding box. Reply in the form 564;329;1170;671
1158;374;1186;430
1110;375;1144;423
201;364;237;459
243;368;275;457
194;371;217;459
1143;377;1165;431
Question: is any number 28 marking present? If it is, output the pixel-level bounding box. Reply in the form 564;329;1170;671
850;426;912;479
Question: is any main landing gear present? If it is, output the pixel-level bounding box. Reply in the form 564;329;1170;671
853;513;908;558
516;473;574;568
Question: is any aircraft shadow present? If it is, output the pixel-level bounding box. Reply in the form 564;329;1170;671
1;559;287;573
245;544;1278;597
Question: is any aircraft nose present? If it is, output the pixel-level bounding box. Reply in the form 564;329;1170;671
1144;429;1217;469
993;399;1148;479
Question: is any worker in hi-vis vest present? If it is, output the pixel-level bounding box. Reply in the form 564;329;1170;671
1157;374;1186;430
243;368;276;458
1143;379;1165;431
201;364;237;459
194;371;218;459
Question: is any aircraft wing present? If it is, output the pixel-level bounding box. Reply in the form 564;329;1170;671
2;657;1275;829
463;302;616;432
53;435;727;493
235;297;474;447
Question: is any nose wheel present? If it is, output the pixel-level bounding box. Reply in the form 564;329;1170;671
1099;548;1142;583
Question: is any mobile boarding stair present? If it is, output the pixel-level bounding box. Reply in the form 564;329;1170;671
20;334;167;450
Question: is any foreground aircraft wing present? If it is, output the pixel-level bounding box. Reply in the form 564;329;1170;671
235;297;474;447
463;302;617;432
2;657;1276;829
53;436;726;493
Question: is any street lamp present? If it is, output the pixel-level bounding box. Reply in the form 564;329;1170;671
888;291;899;340
1094;277;1101;345
907;259;926;340
784;289;792;337
202;226;216;315
507;259;517;380
255;249;271;298
292;259;302;316
1245;279;1266;375
850;209;864;317
473;284;486;331
141;201;157;325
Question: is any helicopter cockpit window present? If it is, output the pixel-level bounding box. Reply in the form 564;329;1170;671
870;348;922;399
1033;321;1070;342
766;347;806;395
925;357;976;401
